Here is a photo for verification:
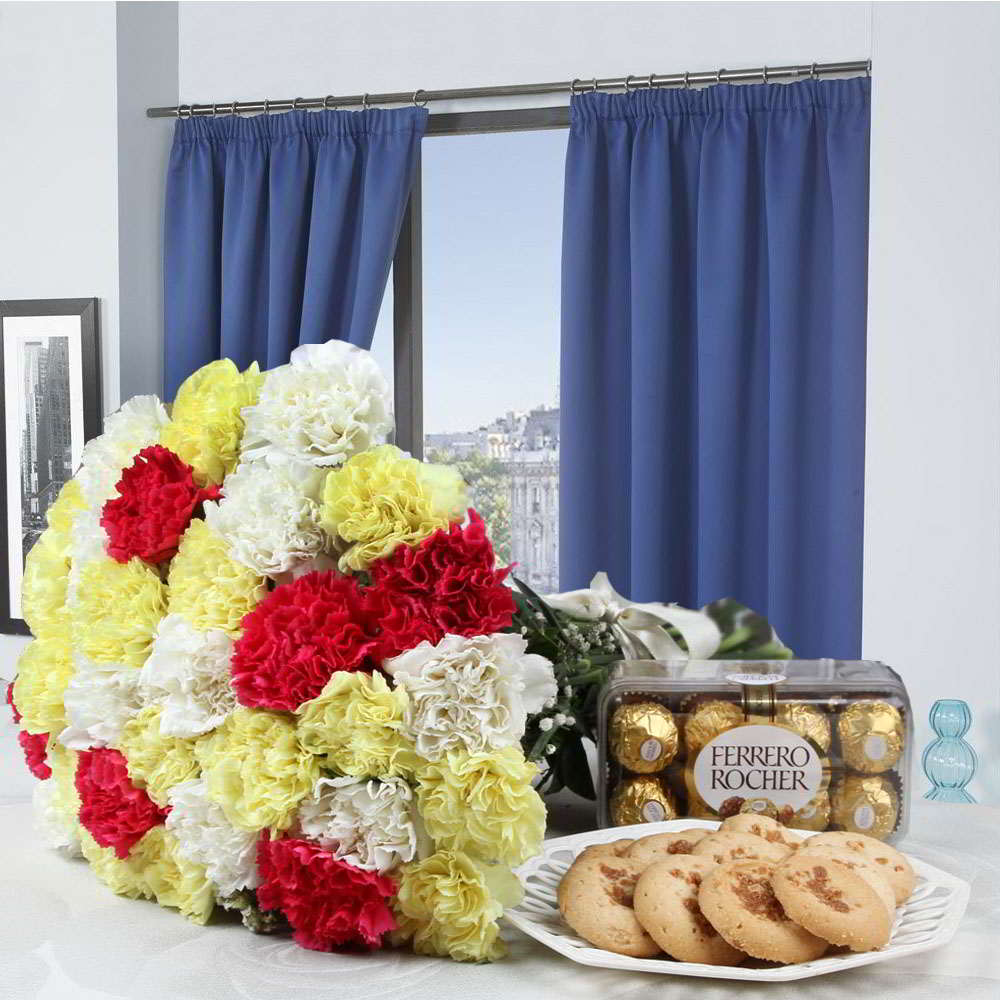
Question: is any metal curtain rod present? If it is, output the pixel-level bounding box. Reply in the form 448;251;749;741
146;58;870;119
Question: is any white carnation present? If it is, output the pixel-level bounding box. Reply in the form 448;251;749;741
384;633;557;760
75;395;169;511
240;341;393;469
166;779;259;897
33;780;82;858
203;459;329;577
66;508;109;604
297;776;425;873
59;656;143;750
139;614;236;737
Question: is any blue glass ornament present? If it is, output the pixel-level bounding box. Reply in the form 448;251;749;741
922;699;977;803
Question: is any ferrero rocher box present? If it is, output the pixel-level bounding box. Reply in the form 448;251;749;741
597;660;912;843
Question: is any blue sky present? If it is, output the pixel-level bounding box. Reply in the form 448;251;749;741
371;127;566;435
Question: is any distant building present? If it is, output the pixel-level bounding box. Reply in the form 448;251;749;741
425;403;560;593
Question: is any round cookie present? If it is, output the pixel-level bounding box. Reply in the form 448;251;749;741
772;852;892;952
793;846;896;920
633;857;745;965
693;831;793;865
577;838;635;863
805;831;916;904
720;813;804;848
698;861;829;964
557;854;661;957
625;829;709;866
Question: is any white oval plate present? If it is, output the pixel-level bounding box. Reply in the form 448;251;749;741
506;819;971;982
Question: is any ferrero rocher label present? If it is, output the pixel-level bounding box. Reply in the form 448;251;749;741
609;701;678;773
610;775;679;826
786;791;832;832
683;699;744;756
831;775;899;839
837;700;904;773
776;702;832;753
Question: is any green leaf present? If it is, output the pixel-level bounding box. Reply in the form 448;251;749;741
557;733;596;800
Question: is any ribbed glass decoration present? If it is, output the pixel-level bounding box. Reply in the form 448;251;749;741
922;699;977;803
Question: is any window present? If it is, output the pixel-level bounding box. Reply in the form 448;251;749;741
379;117;566;589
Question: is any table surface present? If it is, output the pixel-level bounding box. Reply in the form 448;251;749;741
2;723;998;1000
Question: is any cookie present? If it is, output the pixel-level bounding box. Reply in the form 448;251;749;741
625;829;709;866
557;854;661;957
693;831;793;865
793;846;896;920
633;857;745;965
719;813;804;848
805;831;916;904
698;861;829;964
772;853;893;951
577;838;635;863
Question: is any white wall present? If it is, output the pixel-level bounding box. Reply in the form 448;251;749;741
866;3;1000;801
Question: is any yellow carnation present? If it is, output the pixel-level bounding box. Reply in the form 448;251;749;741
168;520;266;636
45;478;86;549
320;444;466;572
21;529;70;638
47;741;82;831
196;707;318;831
81;828;152;901
393;850;523;962
416;748;545;866
138;826;215;924
71;557;166;668
297;671;416;779
117;705;201;807
12;631;73;734
161;359;264;485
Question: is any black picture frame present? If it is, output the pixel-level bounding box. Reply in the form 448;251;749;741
0;298;102;635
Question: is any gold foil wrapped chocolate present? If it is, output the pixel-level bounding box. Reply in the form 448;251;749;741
837;700;904;773
740;797;779;819
684;699;744;757
831;775;899;839
776;702;832;753
609;701;678;773
786;791;832;832
610;775;679;826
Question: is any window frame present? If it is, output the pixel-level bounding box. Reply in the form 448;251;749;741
389;105;570;457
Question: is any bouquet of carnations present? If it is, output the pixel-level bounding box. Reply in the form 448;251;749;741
7;340;555;962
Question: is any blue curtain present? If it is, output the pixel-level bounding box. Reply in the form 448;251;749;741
164;108;426;396
560;79;870;658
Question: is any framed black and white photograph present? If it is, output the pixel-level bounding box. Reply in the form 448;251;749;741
0;298;102;635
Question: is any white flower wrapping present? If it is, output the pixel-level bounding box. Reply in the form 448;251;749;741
240;340;393;469
139;614;237;737
384;633;558;760
297;775;427;873
166;779;260;897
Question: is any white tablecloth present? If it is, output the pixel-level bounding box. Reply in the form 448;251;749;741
2;722;998;1000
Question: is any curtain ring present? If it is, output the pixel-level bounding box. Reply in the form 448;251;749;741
624;74;636;93
570;78;582;96
229;99;239;117
262;98;271;115
762;66;769;84
647;72;656;90
810;62;819;80
412;88;428;108
684;71;691;89
210;103;218;118
292;97;304;111
715;68;725;85
323;95;337;110
362;93;370;110
177;104;191;120
590;78;599;92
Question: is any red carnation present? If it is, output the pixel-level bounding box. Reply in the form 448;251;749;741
367;509;516;660
257;835;397;951
18;730;51;779
231;571;379;712
101;445;221;564
75;747;167;858
6;680;21;724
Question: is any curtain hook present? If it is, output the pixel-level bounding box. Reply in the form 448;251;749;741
624;74;636;93
262;98;270;115
412;88;428;108
647;72;656;90
362;93;370;110
811;62;819;81
229;99;239;117
324;95;337;111
590;78;599;93
762;66;770;84
684;71;691;89
716;68;725;85
292;97;303;112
